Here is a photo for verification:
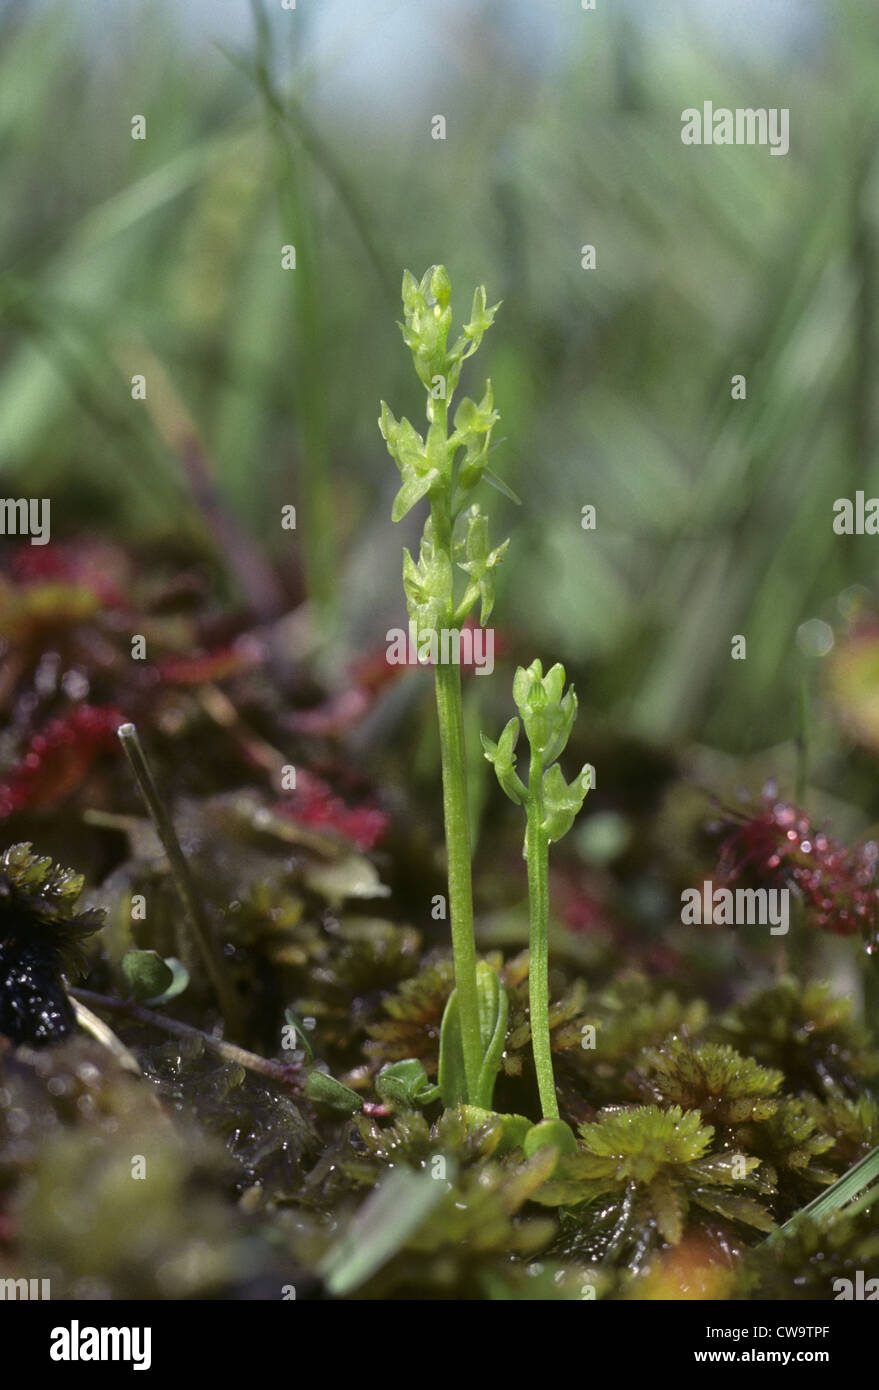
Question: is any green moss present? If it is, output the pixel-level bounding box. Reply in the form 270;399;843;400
736;1204;879;1300
718;977;879;1097
533;1104;774;1268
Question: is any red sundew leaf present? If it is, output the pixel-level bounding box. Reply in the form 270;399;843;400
156;641;261;686
550;863;621;938
557;879;610;935
8;540;128;607
0;580;102;644
714;788;879;943
289;649;406;738
289;622;510;738
274;771;389;852
549;863;683;969
288;644;407;738
287;688;373;737
0;705;125;819
350;647;407;696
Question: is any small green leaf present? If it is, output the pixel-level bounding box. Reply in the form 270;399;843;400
375;1058;438;1109
523;1119;578;1161
482;467;521;506
284;1005;315;1063
394;416;428;473
121;949;174;1003
438;962;509;1109
451;380;501;493
474;961;509;1110
401;268;420;313
377;400;399;449
650;1172;687;1244
458;1106;533;1154
146;956;189;1005
305;1070;364;1113
462;285;501;354
429;263;452;309
437;988;467;1108
402;518;453;630
452;395;479;433
692;1188;776;1233
481;717;527;805
391;467;439;523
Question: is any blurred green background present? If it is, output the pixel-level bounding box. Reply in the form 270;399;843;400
2;0;878;772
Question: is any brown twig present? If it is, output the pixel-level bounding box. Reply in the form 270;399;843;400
70;987;301;1090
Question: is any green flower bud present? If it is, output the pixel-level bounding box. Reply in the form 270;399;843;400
540;760;592;843
513;660;576;765
481;716;527;805
456;503;509;624
402;516;453;629
429;263;452;309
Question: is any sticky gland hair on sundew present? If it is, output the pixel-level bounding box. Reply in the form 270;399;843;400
378;267;591;1124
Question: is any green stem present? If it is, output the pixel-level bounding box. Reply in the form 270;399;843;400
424;380;483;1104
525;757;559;1119
434;657;483;1101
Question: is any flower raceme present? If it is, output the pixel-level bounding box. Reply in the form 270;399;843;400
379;266;510;1105
481;660;593;843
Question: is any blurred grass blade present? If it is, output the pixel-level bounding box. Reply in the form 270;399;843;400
319;1162;452;1295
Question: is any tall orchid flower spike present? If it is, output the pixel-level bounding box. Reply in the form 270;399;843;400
379;266;511;1105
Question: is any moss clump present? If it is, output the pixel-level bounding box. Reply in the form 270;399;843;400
0;1037;304;1299
364;954;455;1071
533;1104;773;1270
0;844;103;1047
632;1038;784;1127
718;977;879;1097
736;1205;879;1300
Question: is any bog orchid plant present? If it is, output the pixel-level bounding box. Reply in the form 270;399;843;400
482;661;592;1118
379;266;591;1127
